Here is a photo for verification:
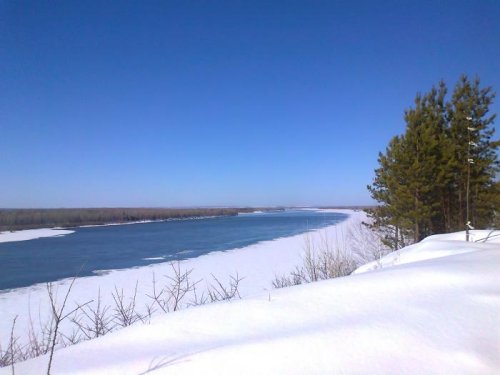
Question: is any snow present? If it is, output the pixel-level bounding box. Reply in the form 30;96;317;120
2;217;499;374
238;210;264;215
355;229;500;274
0;209;367;350
0;228;75;243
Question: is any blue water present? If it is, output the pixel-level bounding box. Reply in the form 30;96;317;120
0;210;347;291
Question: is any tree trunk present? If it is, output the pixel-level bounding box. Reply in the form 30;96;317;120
414;191;420;243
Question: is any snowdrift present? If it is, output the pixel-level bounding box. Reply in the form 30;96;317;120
4;230;499;375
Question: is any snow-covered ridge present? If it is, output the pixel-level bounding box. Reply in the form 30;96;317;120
355;229;500;274
3;224;499;374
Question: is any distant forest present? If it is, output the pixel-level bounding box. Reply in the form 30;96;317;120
0;207;281;231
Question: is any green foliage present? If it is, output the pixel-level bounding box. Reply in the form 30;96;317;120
368;75;499;249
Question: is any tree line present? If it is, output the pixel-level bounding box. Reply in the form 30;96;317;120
367;75;499;249
0;207;281;231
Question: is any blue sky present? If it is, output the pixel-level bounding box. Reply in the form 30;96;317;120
1;1;499;208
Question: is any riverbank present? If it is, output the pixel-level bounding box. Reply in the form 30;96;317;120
0;209;368;353
0;208;285;243
0;228;75;243
4;220;500;374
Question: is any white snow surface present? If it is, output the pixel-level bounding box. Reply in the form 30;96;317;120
0;228;74;243
0;209;367;349
2;216;500;374
355;229;500;274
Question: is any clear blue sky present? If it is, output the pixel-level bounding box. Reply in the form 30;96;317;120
1;1;499;208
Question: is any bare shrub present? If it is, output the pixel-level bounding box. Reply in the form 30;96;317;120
206;273;244;302
111;282;143;328
45;278;92;375
25;306;53;359
346;221;390;265
273;223;387;289
147;262;201;313
1;261;244;369
71;288;113;340
0;316;19;372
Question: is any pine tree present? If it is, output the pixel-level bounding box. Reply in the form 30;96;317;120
401;83;449;241
367;76;498;248
447;75;498;231
367;136;413;249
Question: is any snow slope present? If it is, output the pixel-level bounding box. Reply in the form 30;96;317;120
5;229;499;375
355;229;500;273
0;209;369;350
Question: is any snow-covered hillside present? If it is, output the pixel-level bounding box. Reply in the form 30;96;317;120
4;228;499;375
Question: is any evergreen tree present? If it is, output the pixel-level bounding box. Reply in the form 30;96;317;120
367;76;498;248
367;136;413;249
401;83;449;241
447;75;498;230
